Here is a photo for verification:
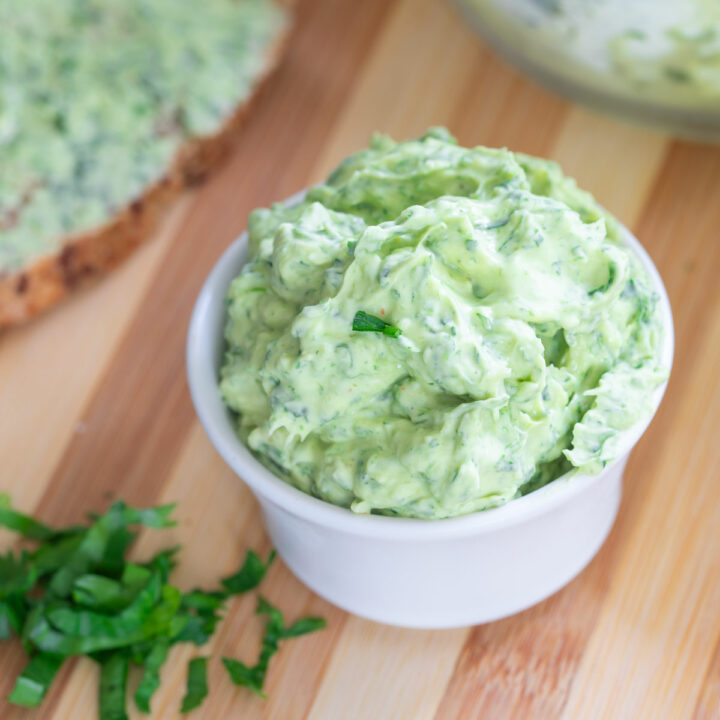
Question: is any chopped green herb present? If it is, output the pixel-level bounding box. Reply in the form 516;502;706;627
0;597;26;639
7;652;65;707
46;501;176;599
222;657;266;698
282;615;327;638
173;598;223;647
352;310;402;338
180;657;209;713
72;563;152;613
0;493;57;541
0;496;324;717
98;652;129;720
664;66;691;83
221;549;275;595
0;551;37;600
222;596;326;698
589;263;616;296
29;576;181;655
31;533;86;577
143;546;180;583
134;640;170;713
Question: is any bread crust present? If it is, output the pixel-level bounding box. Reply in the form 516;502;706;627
0;25;289;328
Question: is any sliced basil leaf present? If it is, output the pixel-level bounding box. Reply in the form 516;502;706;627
72;564;151;612
31;579;181;655
222;657;266;698
0;597;26;639
352;310;401;338
282;616;327;638
98;652;129;720
180;657;209;713
0;495;56;540
134;639;170;713
0;552;37;598
45;505;128;598
31;533;85;577
7;652;64;707
221;549;275;595
0;495;306;711
72;575;125;611
173;590;226;646
143;546;180;583
122;504;177;529
97;527;137;575
120;563;155;595
256;596;285;638
172;614;216;647
48;572;163;637
222;596;325;698
47;502;176;599
180;590;226;612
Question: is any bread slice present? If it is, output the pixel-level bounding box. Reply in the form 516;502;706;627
0;4;290;328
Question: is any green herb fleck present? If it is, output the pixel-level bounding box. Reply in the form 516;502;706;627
352;311;402;338
98;652;129;720
664;66;691;83
221;549;275;595
589;264;616;296
180;657;209;713
8;652;65;708
0;493;57;540
134;640;170;712
222;596;326;698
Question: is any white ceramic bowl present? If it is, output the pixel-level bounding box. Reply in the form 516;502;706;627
453;0;720;143
187;196;674;629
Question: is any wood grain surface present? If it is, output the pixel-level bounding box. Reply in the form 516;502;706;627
1;0;719;718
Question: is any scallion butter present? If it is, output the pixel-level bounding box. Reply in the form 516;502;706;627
220;129;665;519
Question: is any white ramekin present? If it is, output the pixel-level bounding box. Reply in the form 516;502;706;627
186;196;674;629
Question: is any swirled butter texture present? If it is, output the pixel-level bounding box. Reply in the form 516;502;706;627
220;129;665;518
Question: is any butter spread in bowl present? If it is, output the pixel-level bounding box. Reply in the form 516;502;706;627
461;0;720;110
219;129;666;520
455;0;720;140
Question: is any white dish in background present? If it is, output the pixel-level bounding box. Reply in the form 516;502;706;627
454;0;720;143
186;193;673;629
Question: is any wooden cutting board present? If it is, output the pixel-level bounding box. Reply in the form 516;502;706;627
1;0;719;717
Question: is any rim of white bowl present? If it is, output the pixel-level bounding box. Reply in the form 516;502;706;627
186;189;674;540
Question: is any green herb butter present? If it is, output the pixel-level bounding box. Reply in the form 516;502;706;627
220;129;666;519
466;0;720;108
0;0;285;272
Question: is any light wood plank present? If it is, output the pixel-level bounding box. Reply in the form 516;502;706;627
312;0;480;181
448;41;568;155
562;310;720;720
45;421;346;720
0;199;187;511
561;146;720;720
307;619;468;720
550;108;669;228
694;638;720;719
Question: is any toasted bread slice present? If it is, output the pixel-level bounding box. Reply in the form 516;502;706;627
0;5;290;328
